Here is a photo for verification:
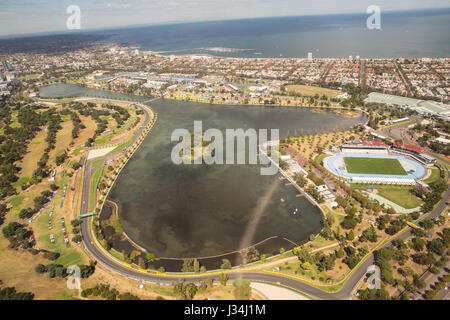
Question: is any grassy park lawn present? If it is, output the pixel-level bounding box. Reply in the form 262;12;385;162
314;153;330;165
93;117;135;145
308;234;337;250
376;188;422;209
72;115;97;147
131;281;263;300
70;147;84;156
12;177;31;189
108;140;131;155
277;260;332;283
32;176;87;265
91;158;105;169
344;157;407;175
5;183;52;223
17;129;47;179
0;237;79;300
424;166;444;184
0;175;87;299
49;121;73;162
19;74;41;80
352;184;422;209
285;85;343;98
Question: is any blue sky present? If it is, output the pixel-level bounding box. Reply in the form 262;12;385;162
0;0;449;36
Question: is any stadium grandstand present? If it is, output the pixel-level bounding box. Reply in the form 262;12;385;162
392;142;424;154
340;140;389;154
391;142;435;165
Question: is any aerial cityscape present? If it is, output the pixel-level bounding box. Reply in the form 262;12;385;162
0;0;449;306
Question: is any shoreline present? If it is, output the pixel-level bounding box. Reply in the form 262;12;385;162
41;87;363;269
39;82;367;121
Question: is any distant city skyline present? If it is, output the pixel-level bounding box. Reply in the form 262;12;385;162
0;0;449;37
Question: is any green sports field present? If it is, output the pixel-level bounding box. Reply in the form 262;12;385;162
344;157;407;175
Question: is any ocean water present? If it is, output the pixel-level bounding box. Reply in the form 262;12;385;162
97;9;450;58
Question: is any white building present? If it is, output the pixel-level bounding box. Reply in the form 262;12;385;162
336;93;349;99
435;137;450;145
340;143;388;155
350;176;416;185
287;159;307;175
143;80;167;89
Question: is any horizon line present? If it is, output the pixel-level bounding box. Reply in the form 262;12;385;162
1;6;449;40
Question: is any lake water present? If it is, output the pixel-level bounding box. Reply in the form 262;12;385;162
40;84;366;259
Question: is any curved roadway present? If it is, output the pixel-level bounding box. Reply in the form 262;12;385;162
79;101;449;300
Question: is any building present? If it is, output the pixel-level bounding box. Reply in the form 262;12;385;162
435;137;450;145
392;142;424;155
364;92;450;120
225;84;239;93
308;52;313;61
349;176;416;185
370;132;387;140
417;154;436;165
142;80;167;89
336;93;350;99
167;84;178;90
392;117;409;124
315;184;335;200
391;142;435;165
286;159;308;175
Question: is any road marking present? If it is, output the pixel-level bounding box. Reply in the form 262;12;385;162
376;120;413;132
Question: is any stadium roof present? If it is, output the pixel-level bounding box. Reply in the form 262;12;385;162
393;142;424;154
362;140;388;147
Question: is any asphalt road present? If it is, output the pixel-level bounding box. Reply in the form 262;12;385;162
379;119;450;167
79;104;449;300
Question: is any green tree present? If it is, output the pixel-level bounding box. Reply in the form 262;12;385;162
421;219;434;230
193;259;200;273
233;279;252;300
34;264;47;274
411;237;426;252
218;273;229;286
347;230;355;241
221;259;232;269
184;283;198;300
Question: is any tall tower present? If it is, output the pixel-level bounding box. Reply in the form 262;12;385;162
307;52;313;61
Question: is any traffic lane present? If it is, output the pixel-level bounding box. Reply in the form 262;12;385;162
79;102;449;300
79;183;447;301
381;123;450;166
80;217;341;300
